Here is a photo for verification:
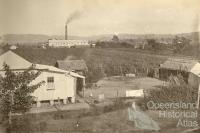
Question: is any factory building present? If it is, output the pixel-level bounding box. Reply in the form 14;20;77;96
48;39;90;48
48;23;91;48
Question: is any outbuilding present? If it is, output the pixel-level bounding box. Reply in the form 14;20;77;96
159;58;200;88
55;59;88;75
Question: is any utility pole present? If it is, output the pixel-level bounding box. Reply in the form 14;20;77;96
120;64;122;76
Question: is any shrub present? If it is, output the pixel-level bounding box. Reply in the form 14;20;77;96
144;75;198;109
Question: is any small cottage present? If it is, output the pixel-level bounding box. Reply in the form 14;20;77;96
0;51;85;107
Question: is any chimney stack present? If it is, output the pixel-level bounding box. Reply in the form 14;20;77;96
65;24;68;40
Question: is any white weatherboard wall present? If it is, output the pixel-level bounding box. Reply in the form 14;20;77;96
31;71;76;101
188;73;200;89
189;63;200;89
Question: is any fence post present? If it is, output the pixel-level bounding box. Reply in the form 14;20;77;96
196;84;200;109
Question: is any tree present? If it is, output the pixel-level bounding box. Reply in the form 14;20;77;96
112;35;119;42
0;63;44;124
147;39;159;51
173;36;191;53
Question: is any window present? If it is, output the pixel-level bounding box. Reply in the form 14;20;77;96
47;77;55;90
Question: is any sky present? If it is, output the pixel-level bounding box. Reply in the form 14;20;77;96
0;0;200;36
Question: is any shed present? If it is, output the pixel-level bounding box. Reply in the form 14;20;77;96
159;57;200;88
10;45;17;50
55;60;88;75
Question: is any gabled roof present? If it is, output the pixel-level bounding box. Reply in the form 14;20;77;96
0;50;32;70
35;64;67;73
160;58;199;72
0;51;85;78
56;60;88;71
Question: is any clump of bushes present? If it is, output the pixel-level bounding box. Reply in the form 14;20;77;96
95;41;133;48
144;75;198;108
102;98;130;113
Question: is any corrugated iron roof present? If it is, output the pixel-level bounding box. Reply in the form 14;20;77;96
35;64;85;78
35;64;67;73
160;58;199;72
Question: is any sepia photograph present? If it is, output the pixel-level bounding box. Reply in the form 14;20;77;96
0;0;200;132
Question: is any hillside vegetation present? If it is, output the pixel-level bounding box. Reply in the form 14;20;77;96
13;47;167;83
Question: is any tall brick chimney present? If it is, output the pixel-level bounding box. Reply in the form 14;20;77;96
65;24;68;40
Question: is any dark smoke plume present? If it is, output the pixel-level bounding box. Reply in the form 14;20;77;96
66;11;82;24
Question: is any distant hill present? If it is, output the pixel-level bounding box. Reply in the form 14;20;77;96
2;34;114;44
0;36;2;44
2;34;63;45
118;32;199;40
2;32;199;45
